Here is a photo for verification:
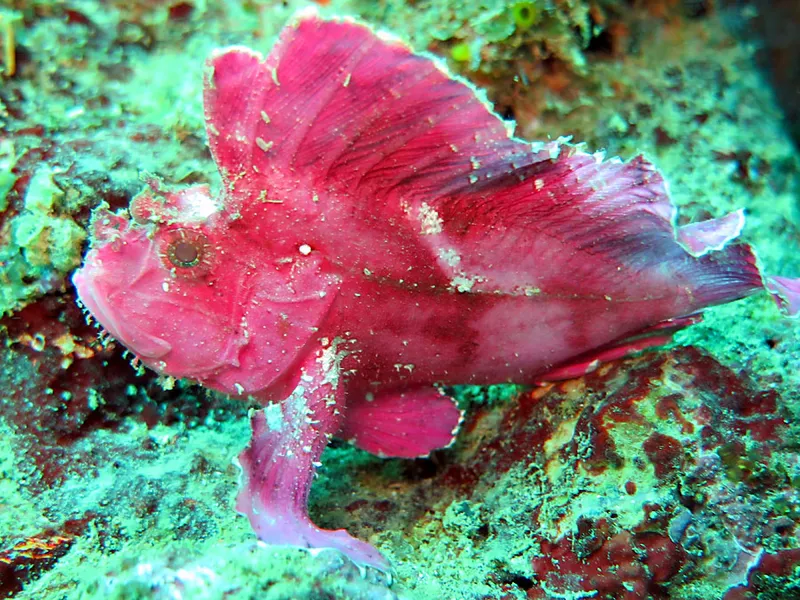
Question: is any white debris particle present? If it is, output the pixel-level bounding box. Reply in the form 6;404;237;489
534;178;544;191
288;385;311;420
438;247;461;268
318;337;347;387
450;273;484;293
418;202;443;235
260;110;270;124
271;67;280;85
234;382;245;395
470;156;481;170
343;72;351;87
363;267;372;276
468;174;478;184
256;137;274;153
258;190;283;204
312;192;319;202
264;402;284;432
173;184;222;222
298;244;312;255
161;281;169;292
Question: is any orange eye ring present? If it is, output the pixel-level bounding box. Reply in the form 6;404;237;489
158;228;215;277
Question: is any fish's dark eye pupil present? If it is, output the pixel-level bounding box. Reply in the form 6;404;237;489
171;241;199;266
159;228;213;276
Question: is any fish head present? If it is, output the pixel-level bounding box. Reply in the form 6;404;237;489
73;181;339;397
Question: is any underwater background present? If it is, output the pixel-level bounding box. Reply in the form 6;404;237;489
1;0;800;598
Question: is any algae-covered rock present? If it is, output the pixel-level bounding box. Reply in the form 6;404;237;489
1;1;799;599
0;161;14;214
78;542;399;600
351;0;591;73
0;167;86;315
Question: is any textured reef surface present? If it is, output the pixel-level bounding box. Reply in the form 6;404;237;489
1;1;799;599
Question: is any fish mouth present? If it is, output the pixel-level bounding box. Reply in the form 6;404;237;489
73;263;172;360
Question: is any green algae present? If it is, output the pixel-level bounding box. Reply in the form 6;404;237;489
78;542;401;600
0;421;48;546
349;0;590;72
0;170;13;214
449;41;472;63
0;167;86;316
511;1;542;30
451;382;524;408
14;417;252;597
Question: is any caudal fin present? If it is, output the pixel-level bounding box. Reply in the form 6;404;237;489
682;242;763;309
672;215;798;318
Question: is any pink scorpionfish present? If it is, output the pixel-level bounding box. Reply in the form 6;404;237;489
73;12;800;571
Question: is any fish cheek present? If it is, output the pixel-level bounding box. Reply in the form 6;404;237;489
104;283;231;376
208;276;337;395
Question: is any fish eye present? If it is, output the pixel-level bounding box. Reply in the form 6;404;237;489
159;228;214;277
170;239;200;267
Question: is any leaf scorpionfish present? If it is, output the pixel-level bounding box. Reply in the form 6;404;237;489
72;11;800;571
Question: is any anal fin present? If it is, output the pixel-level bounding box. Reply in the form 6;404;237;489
536;314;703;383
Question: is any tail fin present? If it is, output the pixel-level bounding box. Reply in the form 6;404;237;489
676;234;799;319
683;242;763;310
767;276;800;317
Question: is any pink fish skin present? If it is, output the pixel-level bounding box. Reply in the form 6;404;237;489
72;12;799;571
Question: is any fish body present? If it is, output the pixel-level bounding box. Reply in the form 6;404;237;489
72;12;800;571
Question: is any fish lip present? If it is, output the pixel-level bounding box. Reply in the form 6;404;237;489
73;263;172;360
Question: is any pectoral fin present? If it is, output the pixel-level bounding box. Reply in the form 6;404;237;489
236;347;390;572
